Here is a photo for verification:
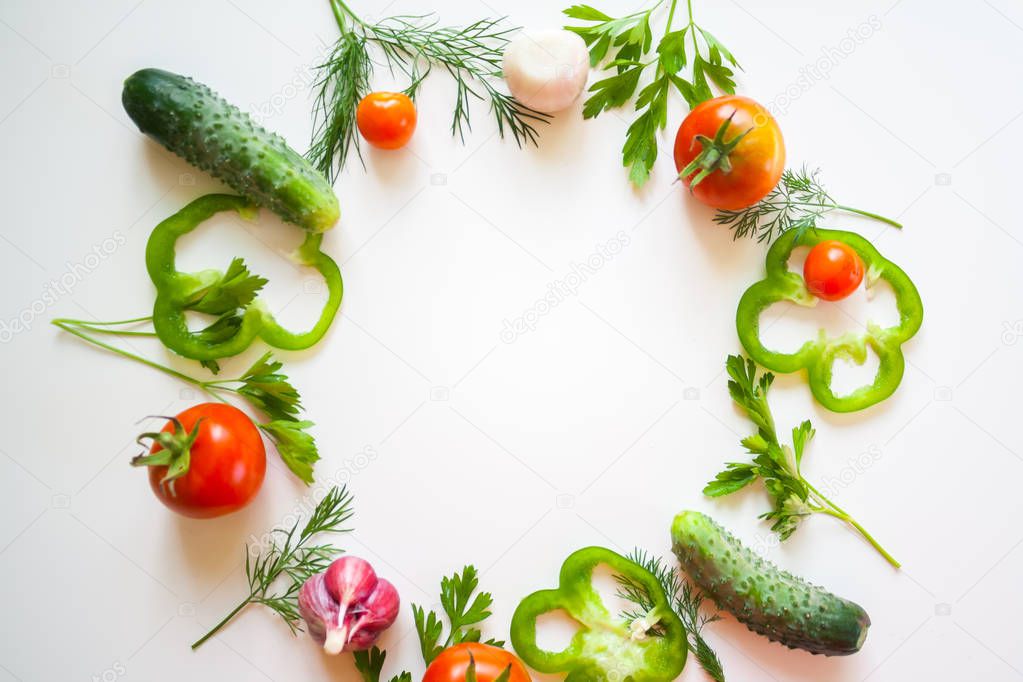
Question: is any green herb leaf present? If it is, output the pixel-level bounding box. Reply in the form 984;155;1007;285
703;463;757;497
583;67;645;119
187;258;268;315
413;604;445;665
259;420;319;484
237;352;302;422
563;4;613;22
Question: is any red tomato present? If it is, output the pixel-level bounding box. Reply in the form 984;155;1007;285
140;403;265;519
356;91;417;150
673;95;785;210
803;240;865;301
423;643;531;682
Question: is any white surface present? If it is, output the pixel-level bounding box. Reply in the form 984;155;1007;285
1;1;1022;681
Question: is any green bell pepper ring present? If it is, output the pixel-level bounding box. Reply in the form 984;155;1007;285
146;193;343;362
510;547;687;682
736;227;923;413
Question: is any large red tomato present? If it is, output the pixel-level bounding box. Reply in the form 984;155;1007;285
134;403;266;519
673;95;785;210
423;643;531;682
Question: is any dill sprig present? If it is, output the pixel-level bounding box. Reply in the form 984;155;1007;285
713;167;903;243
309;31;372;181
617;549;726;682
310;0;550;181
191;486;355;649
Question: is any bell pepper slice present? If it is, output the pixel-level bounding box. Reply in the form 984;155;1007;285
510;547;687;682
145;193;343;362
736;228;923;412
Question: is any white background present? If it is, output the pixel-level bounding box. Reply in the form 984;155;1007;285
1;0;1022;680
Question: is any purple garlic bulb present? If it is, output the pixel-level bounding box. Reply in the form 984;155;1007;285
298;556;399;654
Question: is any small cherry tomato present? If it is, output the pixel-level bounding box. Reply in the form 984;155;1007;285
673;95;785;210
423;643;531;682
134;403;266;519
803;240;865;301
356;91;417;150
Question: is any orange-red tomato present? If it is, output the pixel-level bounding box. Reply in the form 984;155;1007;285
423;643;531;682
673;95;785;210
803;240;865;301
356;91;417;150
145;403;265;519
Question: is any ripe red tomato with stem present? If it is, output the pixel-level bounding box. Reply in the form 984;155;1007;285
803;240;865;301
673;95;785;210
423;643;531;682
132;403;266;519
356;91;417;150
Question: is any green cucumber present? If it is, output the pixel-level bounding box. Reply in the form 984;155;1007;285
671;511;870;656
122;68;339;233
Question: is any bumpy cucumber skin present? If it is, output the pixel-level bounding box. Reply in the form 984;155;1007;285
122;68;339;233
671;511;870;656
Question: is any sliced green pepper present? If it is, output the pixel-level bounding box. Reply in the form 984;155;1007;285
510;547;686;682
146;193;343;362
736;228;923;412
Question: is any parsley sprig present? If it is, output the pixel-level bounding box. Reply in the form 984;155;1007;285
414;565;505;664
353;647;413;682
617;549;725;682
354;566;509;682
52;313;322;483
705;355;900;567
565;0;740;186
713;167;903;243
191;486;354;649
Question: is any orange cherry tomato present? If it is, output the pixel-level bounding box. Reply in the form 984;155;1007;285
356;91;417;150
803;240;865;301
423;643;531;682
143;403;266;519
673;95;785;210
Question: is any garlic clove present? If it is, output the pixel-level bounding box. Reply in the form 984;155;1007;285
503;29;590;114
297;572;337;647
345;578;400;650
324;555;378;606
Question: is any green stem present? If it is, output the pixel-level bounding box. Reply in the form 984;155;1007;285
833;204;903;229
331;0;367;30
53;320;202;387
806;481;900;568
191;596;252;649
54;315;153;326
665;0;679;31
52;319;231;404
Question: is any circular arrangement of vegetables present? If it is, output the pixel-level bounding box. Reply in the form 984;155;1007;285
50;0;926;679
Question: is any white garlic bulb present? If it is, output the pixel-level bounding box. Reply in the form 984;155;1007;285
503;29;590;114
